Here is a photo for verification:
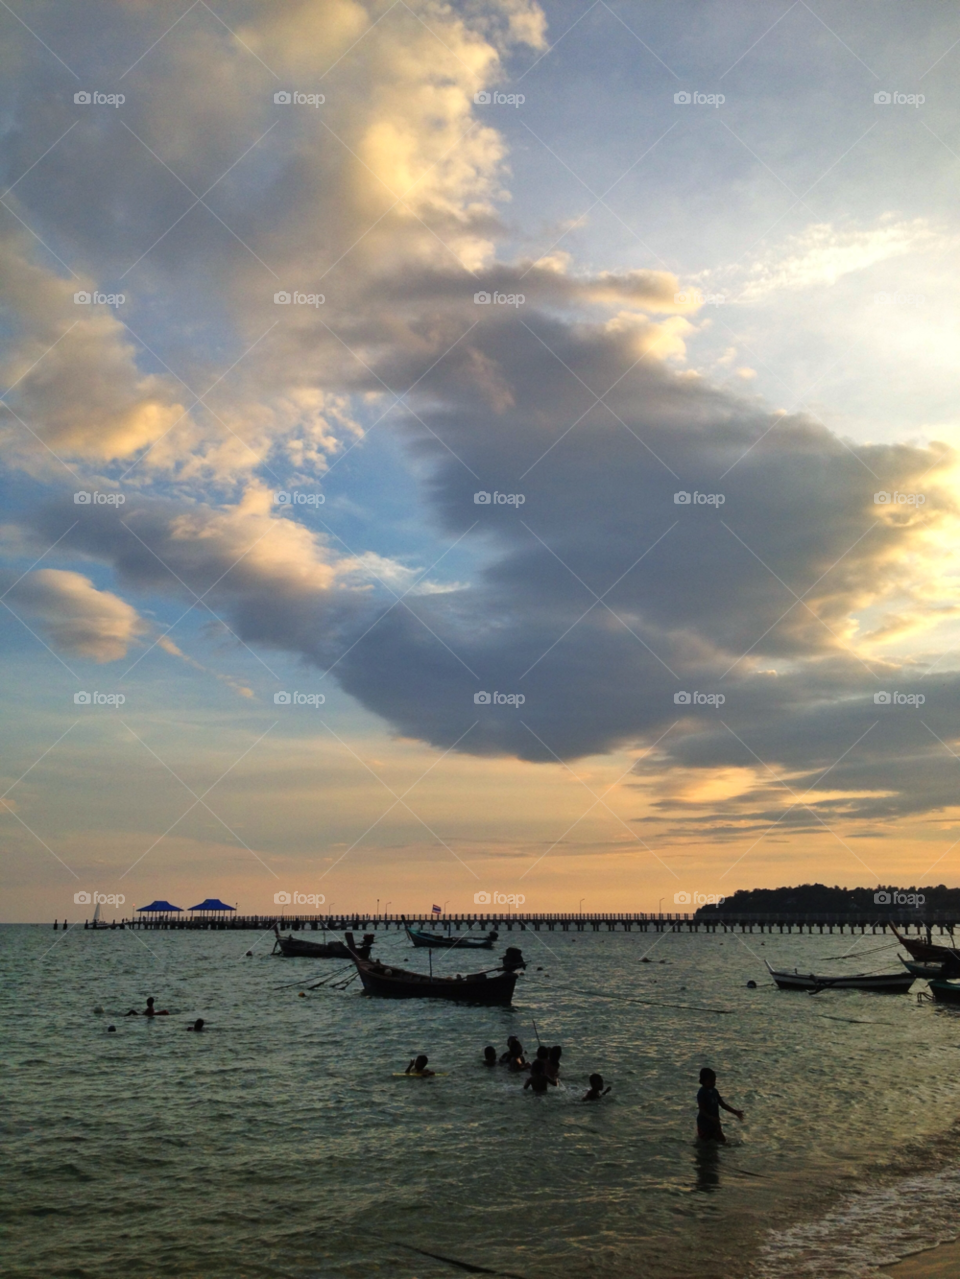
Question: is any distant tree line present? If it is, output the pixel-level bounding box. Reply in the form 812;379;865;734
695;883;960;915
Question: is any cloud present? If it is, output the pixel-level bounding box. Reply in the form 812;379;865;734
6;569;146;661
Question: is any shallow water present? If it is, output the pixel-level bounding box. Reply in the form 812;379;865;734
2;923;959;1277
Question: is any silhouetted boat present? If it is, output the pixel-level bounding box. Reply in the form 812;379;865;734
889;925;960;964
405;924;498;949
766;962;914;992
900;956;960;980
273;926;374;959
928;978;960;1006
345;934;524;1005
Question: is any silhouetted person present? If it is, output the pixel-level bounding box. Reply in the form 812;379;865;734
483;1046;497;1067
583;1073;611;1100
697;1068;743;1142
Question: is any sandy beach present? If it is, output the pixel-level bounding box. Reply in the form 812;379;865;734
882;1239;960;1278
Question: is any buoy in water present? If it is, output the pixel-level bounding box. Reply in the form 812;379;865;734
746;980;757;989
93;1005;104;1014
298;992;306;997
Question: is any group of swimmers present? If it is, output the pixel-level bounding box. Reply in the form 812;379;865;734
406;1045;742;1139
482;1036;610;1100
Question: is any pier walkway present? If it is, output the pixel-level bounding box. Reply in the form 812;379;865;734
76;911;959;938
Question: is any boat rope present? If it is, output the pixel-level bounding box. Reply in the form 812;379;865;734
816;941;901;962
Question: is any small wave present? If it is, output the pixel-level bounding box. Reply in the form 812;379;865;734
753;1166;960;1278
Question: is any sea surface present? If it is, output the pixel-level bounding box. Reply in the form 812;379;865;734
3;922;960;1278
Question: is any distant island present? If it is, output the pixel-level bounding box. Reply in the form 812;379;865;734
696;883;960;915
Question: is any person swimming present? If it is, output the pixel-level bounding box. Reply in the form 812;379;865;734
482;1045;497;1067
405;1054;435;1077
545;1045;562;1082
500;1035;524;1065
125;996;169;1017
696;1067;743;1142
523;1059;556;1094
583;1073;611;1100
187;1018;204;1032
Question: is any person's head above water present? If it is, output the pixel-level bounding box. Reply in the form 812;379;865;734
414;1054;429;1071
536;1045;549;1060
589;1073;604;1089
192;1018;204;1031
483;1046;497;1064
699;1067;716;1086
549;1045;562;1060
530;1058;545;1076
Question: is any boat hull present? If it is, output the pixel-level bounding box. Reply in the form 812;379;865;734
405;926;497;950
928;979;960;1005
900;957;953;980
274;933;372;959
354;963;518;1004
890;926;960;964
767;965;914;993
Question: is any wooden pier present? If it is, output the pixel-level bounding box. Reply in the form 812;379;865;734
74;910;960;938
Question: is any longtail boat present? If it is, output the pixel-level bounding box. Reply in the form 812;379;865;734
928;979;960;1006
766;961;914;993
404;924;498;950
889;925;960;964
345;934;524;1005
900;956;960;980
273;926;374;959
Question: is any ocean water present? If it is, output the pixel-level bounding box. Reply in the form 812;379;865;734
3;922;960;1278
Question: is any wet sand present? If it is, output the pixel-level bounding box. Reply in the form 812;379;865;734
881;1238;960;1278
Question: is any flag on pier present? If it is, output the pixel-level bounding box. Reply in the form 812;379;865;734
432;904;442;915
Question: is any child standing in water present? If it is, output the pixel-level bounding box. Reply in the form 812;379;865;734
696;1067;743;1142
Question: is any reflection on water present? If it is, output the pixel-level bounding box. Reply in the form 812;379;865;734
2;924;960;1278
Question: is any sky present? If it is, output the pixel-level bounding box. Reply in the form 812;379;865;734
3;0;960;922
